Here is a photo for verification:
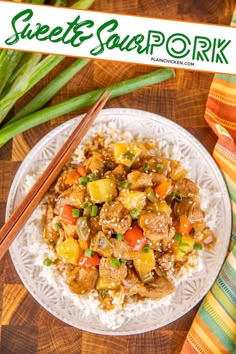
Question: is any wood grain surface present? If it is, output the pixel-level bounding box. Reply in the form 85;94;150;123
0;0;235;353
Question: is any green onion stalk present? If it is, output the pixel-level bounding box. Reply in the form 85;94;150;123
8;58;90;123
0;68;175;148
0;0;47;96
0;0;95;123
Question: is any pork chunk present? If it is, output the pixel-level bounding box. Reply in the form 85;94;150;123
157;253;175;278
140;275;175;299
174;199;205;223
99;201;132;234
174;178;199;198
54;184;86;214
54;170;69;193
44;203;60;246
127;170;153;190
123;269;175;299
110;239;139;260
85;151;104;172
66;265;98;295
138;211;170;242
149;172;166;185
99;257;127;282
110;164;126;180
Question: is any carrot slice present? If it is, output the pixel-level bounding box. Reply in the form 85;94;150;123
154;180;171;200
77;165;87;177
65;170;80;184
179;215;192;235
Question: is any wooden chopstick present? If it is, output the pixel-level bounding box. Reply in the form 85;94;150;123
0;90;111;260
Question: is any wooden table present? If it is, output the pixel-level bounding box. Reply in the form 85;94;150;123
0;0;234;353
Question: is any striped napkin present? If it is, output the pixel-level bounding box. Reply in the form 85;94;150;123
181;14;236;354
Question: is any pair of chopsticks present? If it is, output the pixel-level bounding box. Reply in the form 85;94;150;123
0;90;111;260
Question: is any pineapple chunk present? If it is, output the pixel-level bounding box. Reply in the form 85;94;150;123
156;200;172;217
119;190;146;210
169;160;187;180
56;237;82;265
114;143;141;167
87;178;117;203
133;249;156;283
96;277;120;290
174;235;195;260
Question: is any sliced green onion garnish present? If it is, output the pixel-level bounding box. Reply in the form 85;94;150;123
79;176;88;185
122;151;136;162
174;233;182;241
116;233;124;241
193;243;203;250
72;208;80;218
144;165;150;173
53;223;61;231
142;244;151;253
173;192;183;201
87;173;95;182
178;242;190;247
43;258;52;266
106;198;113;205
109;258;121;268
81;201;92;209
117;181;131;189
156;163;164;169
85;249;94;257
104;161;112;168
90;205;98;217
120;258;127;263
124;167;131;173
130;208;141;219
100;288;108;299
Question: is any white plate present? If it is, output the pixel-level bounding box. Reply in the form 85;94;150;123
7;108;231;335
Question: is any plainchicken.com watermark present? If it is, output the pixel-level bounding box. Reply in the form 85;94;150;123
151;57;194;67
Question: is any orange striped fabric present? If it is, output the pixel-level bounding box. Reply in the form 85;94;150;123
181;13;236;354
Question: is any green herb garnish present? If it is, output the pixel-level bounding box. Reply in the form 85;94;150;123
123;151;136;162
130;208;141;219
174;233;182;241
100;288;109;299
173;192;183;201
104;161;113;168
117;181;131;189
178;242;190;247
72;208;79;218
116;233;124;241
43;258;52;266
156;163;164;169
81;201;92;209
53;223;61;231
90;205;98;217
142;244;151;253
85;249;94;257
87;173;95;182
193;243;203;250
144;165;150;173
120;258;128;263
78;176;88;185
109;258;121;268
106;198;113;205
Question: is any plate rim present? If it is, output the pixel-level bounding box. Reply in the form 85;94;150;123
6;108;232;335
